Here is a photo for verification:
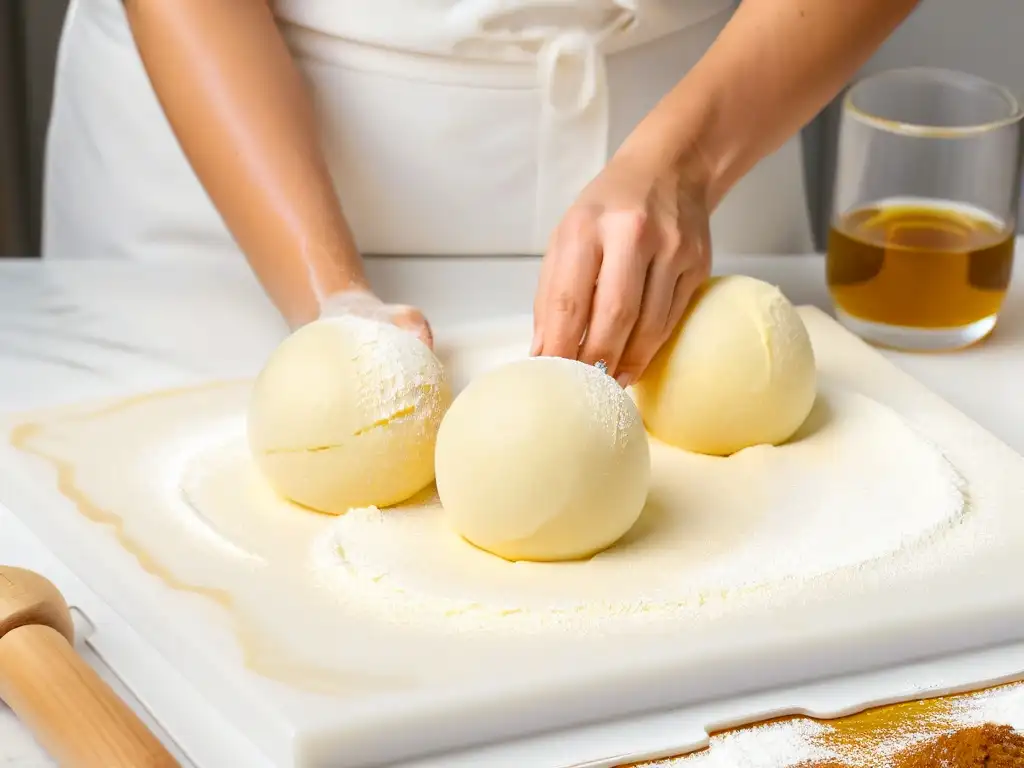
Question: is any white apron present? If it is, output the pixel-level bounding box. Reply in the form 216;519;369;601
42;0;813;262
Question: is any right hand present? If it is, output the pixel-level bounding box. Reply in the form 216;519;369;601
318;289;434;349
532;152;711;386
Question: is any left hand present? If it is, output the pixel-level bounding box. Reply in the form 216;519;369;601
532;152;712;387
318;289;434;349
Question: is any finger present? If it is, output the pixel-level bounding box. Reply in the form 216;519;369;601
537;215;602;361
417;322;434;350
577;214;648;379
616;250;685;386
392;305;434;349
666;259;709;336
638;264;705;372
532;234;560;355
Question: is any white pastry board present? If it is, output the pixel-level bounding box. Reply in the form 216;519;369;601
1;306;1024;768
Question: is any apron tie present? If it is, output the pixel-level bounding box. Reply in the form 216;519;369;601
446;0;638;248
537;30;603;118
533;27;612;249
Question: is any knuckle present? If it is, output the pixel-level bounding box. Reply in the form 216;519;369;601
605;300;639;327
661;227;683;257
561;206;597;239
552;290;581;319
615;209;649;238
580;327;614;357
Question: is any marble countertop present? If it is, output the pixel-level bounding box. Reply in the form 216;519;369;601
1;251;1023;766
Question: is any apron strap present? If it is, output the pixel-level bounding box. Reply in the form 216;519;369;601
535;31;610;250
446;0;637;249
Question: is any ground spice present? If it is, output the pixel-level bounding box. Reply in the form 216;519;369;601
788;724;1024;768
892;724;1024;767
633;681;1024;767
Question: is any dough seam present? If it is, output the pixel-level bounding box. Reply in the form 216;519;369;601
262;405;421;454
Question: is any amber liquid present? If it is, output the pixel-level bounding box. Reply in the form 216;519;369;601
826;198;1015;331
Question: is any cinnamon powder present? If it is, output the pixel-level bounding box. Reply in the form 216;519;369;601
781;724;1023;768
892;723;1024;767
633;681;1024;767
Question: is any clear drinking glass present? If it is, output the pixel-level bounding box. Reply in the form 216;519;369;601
827;67;1024;351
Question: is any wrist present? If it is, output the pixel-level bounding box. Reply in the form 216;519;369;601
614;97;719;211
324;234;371;293
318;286;379;314
615;68;740;212
277;246;371;329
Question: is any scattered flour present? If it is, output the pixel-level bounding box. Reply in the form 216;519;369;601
565;357;639;445
953;683;1024;731
323;315;448;433
654;719;835;767
19;309;1024;764
308;384;972;633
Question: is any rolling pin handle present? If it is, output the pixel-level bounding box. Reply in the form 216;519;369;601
0;566;179;767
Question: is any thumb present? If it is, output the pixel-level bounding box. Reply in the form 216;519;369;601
391;306;434;350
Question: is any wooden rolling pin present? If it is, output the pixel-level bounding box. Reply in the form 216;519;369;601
0;566;179;767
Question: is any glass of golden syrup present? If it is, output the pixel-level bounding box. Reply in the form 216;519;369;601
827;67;1024;351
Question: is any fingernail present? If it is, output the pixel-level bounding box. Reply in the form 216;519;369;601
616;373;632;388
530;335;542;356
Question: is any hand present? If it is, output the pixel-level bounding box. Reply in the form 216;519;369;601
318;289;433;349
532;153;712;386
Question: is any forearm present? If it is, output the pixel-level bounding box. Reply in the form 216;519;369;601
621;0;921;208
124;0;366;326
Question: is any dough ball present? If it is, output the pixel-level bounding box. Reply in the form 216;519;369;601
247;316;451;514
435;357;650;562
634;275;816;456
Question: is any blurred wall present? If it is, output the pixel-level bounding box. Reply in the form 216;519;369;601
0;0;68;257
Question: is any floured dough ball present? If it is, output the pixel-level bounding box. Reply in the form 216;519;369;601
435;357;650;562
247;316;451;514
634;275;816;456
